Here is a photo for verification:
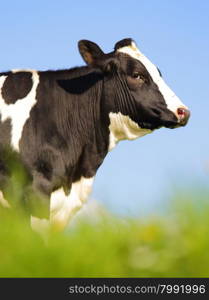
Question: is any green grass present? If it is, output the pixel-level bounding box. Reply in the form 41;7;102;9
0;189;209;278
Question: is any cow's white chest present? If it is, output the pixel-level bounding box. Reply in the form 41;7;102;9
0;70;39;151
108;112;152;151
31;176;94;233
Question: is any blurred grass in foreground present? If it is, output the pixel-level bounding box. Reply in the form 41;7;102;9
0;189;209;278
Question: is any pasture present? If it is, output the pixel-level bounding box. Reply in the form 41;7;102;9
0;183;209;277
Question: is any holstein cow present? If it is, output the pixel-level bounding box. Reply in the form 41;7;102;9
0;38;190;231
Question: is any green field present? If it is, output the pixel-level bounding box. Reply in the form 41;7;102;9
0;188;209;278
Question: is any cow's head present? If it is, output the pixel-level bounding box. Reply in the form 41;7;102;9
78;38;190;146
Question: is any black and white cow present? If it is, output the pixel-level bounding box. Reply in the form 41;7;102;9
0;38;190;231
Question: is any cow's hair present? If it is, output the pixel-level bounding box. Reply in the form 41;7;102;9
0;39;190;231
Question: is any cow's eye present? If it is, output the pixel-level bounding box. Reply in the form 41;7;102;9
132;72;146;82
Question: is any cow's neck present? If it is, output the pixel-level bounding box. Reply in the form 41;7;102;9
66;68;110;181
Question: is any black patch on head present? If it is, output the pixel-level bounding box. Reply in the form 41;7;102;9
107;52;178;130
118;52;152;85
0;116;12;146
114;38;134;51
1;72;33;104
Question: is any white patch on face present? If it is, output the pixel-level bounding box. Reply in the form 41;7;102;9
108;112;152;151
117;42;188;119
49;176;94;231
0;70;39;151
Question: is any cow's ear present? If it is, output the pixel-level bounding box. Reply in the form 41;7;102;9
78;40;104;66
78;40;119;74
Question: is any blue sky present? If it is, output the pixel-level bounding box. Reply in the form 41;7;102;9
1;0;209;215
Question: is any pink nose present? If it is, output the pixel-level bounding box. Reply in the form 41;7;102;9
177;107;190;125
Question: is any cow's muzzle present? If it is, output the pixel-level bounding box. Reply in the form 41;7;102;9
177;107;190;126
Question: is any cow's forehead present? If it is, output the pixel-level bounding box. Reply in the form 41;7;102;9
117;41;160;79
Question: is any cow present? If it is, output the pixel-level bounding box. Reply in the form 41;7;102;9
0;38;190;232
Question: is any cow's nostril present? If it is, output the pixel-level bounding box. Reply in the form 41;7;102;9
177;108;185;116
177;107;190;124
